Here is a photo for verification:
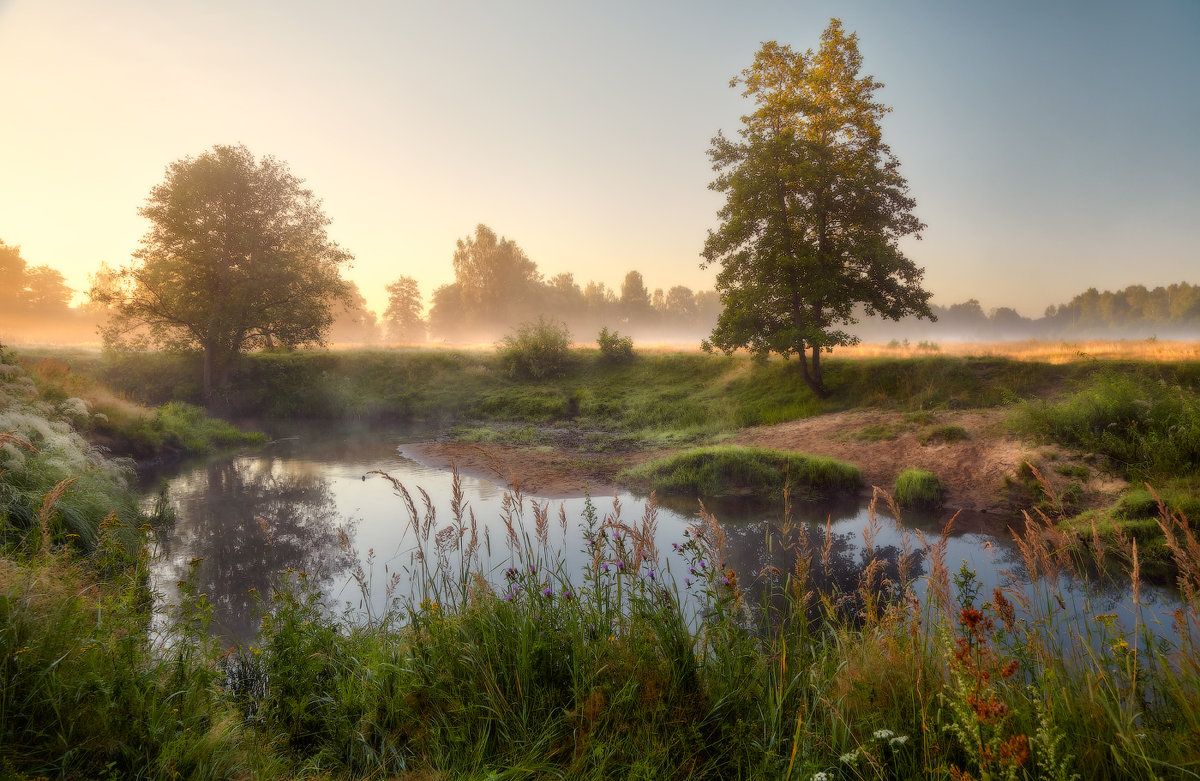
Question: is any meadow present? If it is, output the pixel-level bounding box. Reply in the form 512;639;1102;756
3;340;1200;778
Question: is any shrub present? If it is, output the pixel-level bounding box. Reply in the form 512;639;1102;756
497;317;572;379
597;326;634;363
893;468;945;509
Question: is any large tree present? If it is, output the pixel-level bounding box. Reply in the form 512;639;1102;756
91;145;352;405
702;19;933;394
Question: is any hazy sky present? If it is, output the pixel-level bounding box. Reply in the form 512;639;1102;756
2;0;1197;318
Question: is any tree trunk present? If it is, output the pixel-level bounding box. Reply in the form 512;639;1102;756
202;343;215;406
801;344;827;397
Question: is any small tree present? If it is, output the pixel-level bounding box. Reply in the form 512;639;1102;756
383;275;426;343
702;20;934;395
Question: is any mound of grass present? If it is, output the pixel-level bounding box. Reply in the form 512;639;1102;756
893;468;945;510
123;401;265;457
622;446;862;501
919;424;970;445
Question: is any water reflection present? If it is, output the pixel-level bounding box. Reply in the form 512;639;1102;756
146;423;1187;651
153;457;351;642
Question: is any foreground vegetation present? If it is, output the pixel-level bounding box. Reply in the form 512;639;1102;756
4;341;1200;777
4;470;1199;779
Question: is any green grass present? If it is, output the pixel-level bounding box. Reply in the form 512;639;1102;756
621;446;862;501
1019;371;1200;480
892;468;945;509
4;475;1200;779
918;424;971;444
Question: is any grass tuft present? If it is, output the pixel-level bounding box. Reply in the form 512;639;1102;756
621;446;862;501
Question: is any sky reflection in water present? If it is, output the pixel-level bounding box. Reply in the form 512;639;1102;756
147;423;1183;649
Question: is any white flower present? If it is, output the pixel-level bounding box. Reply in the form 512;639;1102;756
811;774;830;781
840;750;859;764
890;735;909;747
873;729;895;740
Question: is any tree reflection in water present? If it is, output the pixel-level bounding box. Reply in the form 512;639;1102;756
152;457;352;643
720;500;927;631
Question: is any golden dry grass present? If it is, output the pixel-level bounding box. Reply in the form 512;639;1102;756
842;339;1200;363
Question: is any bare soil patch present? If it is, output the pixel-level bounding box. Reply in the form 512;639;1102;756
400;408;1120;516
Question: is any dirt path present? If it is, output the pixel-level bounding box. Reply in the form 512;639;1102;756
399;408;1099;515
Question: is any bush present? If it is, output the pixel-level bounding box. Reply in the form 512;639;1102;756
597;327;634;363
497;317;572;379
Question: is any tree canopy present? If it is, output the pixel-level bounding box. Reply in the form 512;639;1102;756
91;144;352;405
702;19;933;394
383;275;425;343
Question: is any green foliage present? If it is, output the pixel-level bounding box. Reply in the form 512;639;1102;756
497;317;573;379
90;144;354;402
893;468;945;509
125;402;265;456
623;446;862;501
596;326;634;363
702;21;933;393
1020;372;1200;478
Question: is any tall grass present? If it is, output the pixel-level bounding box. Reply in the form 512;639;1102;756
7;462;1199;778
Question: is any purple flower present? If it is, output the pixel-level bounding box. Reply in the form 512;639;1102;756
648;570;655;581
688;567;695;575
685;578;692;587
616;560;624;570
529;564;537;574
721;577;731;586
672;542;680;551
698;560;706;569
563;589;573;600
503;592;514;601
543;586;553;597
601;563;610;573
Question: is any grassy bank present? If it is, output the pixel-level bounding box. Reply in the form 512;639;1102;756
622;446;862;502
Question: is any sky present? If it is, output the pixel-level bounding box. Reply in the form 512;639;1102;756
1;0;1198;318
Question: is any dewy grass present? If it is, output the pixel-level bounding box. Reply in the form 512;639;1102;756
621;445;862;501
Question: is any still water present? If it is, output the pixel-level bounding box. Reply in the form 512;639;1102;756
144;422;1183;647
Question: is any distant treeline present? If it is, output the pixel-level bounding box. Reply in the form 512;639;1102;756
3;232;1199;345
851;283;1200;342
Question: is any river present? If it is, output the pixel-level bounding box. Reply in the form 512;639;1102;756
142;421;1184;649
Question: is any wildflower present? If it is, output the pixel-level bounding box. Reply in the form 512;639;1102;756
684;577;691;587
672;542;680;551
543;586;553;597
601;563;610;573
839;750;859;764
811;774;830;781
688;566;695;575
873;729;895;740
698;559;706;569
529;563;537;574
616;560;624;570
563;589;572;600
503;592;514;602
648;570;655;580
889;736;909;747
